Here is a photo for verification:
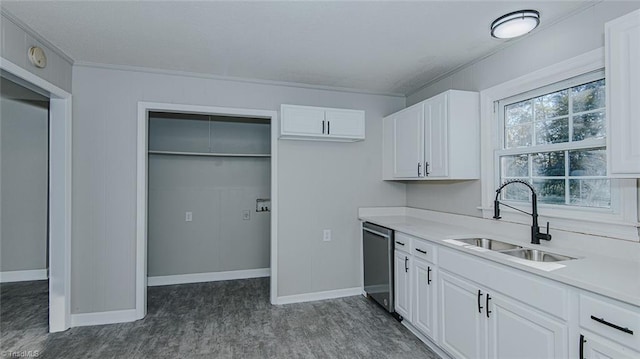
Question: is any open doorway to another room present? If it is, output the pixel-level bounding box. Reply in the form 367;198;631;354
0;76;50;335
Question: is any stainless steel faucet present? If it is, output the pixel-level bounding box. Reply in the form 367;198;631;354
493;179;552;245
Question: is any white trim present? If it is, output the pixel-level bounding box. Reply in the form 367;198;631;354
70;309;138;328
136;102;279;320
147;268;270;287
479;48;639;242
275;287;362;305
0;269;48;283
0;57;73;332
1;9;75;65
75;61;404;98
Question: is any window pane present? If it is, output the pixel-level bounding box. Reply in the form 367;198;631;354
535;117;569;145
501;155;529;177
534;90;568;120
532;151;565;177
573;111;605;141
569;179;611;208
505;124;532;148
505;100;532;126
501;180;530;202
533;179;565;205
572;79;605;113
569;148;606;176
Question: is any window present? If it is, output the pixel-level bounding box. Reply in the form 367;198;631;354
481;50;637;241
496;71;610;210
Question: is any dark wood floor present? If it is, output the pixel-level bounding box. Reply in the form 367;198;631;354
0;278;440;358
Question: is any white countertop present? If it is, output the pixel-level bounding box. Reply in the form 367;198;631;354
359;211;640;307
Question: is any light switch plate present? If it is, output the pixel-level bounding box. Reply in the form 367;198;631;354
185;212;192;222
323;229;332;241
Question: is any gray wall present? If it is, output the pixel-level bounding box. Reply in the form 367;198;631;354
147;116;271;276
1;11;73;93
0;95;48;272
405;1;640;217
71;65;406;313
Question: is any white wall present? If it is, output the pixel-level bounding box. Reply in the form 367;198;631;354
0;11;73;93
0;96;48;273
71;65;406;313
404;1;640;217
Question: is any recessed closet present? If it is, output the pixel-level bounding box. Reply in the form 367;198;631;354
146;112;271;285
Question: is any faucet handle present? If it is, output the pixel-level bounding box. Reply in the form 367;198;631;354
543;221;552;241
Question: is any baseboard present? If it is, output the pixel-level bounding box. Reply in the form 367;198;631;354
147;268;270;287
0;269;48;283
276;286;362;305
71;309;138;327
402;321;453;359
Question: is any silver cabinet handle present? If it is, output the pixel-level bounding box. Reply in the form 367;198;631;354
327;121;330;134
418;162;422;177
322;120;325;134
425;162;430;176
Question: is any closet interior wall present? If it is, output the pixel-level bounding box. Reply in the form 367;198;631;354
147;112;271;279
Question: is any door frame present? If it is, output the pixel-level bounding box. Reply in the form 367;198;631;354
0;58;73;332
135;102;278;318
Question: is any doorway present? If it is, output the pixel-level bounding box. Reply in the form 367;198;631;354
135;102;278;318
0;60;72;333
0;77;50;337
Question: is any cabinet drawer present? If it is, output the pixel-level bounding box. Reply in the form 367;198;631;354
440;248;568;320
580;293;639;349
411;238;435;263
394;232;412;254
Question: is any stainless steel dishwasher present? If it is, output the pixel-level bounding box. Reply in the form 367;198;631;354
362;222;395;313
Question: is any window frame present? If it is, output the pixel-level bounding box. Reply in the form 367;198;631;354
479;49;638;241
496;70;610;211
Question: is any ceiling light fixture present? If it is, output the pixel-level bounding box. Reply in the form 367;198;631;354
491;10;540;39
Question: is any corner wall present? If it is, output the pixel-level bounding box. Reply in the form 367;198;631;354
404;1;640;217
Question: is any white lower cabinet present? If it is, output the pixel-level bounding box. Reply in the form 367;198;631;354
394;249;411;320
413;257;437;339
438;269;567;359
578;292;640;358
439;270;485;359
581;332;638;359
487;291;567;359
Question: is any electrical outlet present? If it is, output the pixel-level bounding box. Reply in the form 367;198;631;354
323;229;332;242
242;210;251;220
185;212;192;222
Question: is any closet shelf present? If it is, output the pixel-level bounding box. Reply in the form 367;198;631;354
148;150;271;158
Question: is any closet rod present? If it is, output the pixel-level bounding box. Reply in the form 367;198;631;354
148;150;271;158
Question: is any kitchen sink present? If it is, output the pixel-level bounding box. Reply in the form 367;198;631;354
454;238;522;251
501;248;576;262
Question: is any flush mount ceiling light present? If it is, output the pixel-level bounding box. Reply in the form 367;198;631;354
491;10;540;39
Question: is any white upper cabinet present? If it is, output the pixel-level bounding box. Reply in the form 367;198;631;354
280;104;365;141
383;90;479;180
606;9;640;177
392;105;424;177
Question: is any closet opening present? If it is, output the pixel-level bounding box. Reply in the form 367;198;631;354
0;76;50;333
136;103;278;318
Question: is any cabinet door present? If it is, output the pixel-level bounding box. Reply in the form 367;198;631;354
324;109;365;139
393;105;424;178
281;105;325;136
439;270;485;359
487;293;568;359
413;258;437;339
582;333;638;359
424;93;448;177
606;9;640;176
394;250;411;320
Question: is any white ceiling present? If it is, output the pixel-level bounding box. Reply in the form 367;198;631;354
1;1;595;95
